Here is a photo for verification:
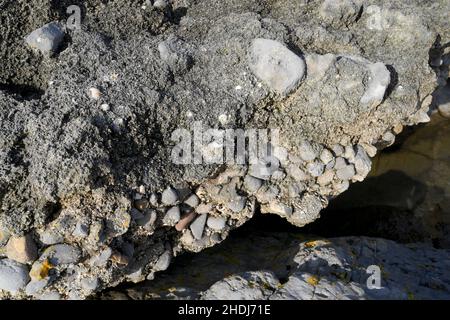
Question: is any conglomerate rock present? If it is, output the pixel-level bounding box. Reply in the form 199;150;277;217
0;0;449;299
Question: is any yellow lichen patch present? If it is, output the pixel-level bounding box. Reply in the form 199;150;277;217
306;275;320;286
305;241;319;248
30;259;53;281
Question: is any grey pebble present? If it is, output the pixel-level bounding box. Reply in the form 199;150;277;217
319;149;334;164
306;161;325;177
207;216;227;231
190;214;207;240
227;197;246;213
130;208;144;220
298;141;317;161
248;38;306;96
81;277;99;291
161;187;178;205
163;206;181;226
38;291;61;300
336;164;356;180
39;229;64;245
72;222;89;238
244;175;263;193
153;250;172;272
184;194;200;208
25;279;49;296
89;247;112;267
25;22;65;56
137;210;158;230
334;157;347;170
331;144;344;156
0;258;30;294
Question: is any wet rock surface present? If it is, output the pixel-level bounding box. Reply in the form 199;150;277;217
0;0;449;299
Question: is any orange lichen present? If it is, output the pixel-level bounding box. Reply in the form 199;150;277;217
306;275;320;286
305;241;319;248
30;259;53;280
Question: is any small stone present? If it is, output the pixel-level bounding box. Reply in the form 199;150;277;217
334;157;347;170
438;103;450;119
343;146;355;162
256;185;279;203
190;214;207;240
110;252;129;265
25;22;65;56
334;180;350;193
227;197;247;213
161;187;178;206
89;247;112;267
154;250;172;272
88;87;102;100
354;145;372;177
163;206;181;226
81;277;98;292
288;183;305;198
39;229;64;245
39;291;61;300
325;158;336;170
72;222;89;238
298;141;317;161
319;149;334;164
306;161;325;177
244;175;263;193
331;144;345;156
264;202;293;217
382;131;396;145
271;170;286;180
336;164;356;180
0;226;10;246
317;170;335;186
411;111;431;124
393;123;404;134
362;143;377;157
360;62;391;107
175;211;197;231
134;199;149;211
248;38;306;96
0;258;30;294
153;0;168;8
287;164;309;181
42;244;81;265
184;194;200;208
100;103;110;112
25;279;49;296
207;216;227;231
130;208;144;220
6;234;38;264
149;193;159;206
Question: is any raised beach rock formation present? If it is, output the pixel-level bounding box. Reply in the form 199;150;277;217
0;0;449;299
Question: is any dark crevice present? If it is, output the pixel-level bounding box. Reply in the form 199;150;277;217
0;83;45;100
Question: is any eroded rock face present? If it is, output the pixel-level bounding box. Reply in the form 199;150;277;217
0;0;449;299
